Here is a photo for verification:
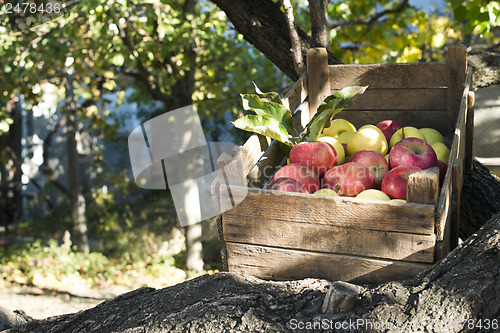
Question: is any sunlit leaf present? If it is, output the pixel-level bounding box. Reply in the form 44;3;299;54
240;93;293;134
232;115;293;146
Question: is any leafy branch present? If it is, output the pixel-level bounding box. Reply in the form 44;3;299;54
232;84;367;148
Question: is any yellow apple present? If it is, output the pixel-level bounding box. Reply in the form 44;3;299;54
317;135;345;165
389;126;426;148
346;124;388;156
313;188;339;196
337;131;356;144
356;189;391;201
384;153;390;163
391;199;407;203
323;119;356;138
431;142;451;165
419;127;445;145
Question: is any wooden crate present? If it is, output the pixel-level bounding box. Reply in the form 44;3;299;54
212;46;474;284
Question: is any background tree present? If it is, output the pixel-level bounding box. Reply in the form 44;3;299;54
0;0;285;268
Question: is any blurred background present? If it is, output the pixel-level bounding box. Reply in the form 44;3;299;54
0;0;499;319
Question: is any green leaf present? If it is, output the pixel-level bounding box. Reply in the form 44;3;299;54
303;85;368;142
240;93;293;133
232;115;293;146
252;82;283;105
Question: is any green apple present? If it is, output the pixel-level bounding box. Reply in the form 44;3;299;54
323;119;356;138
384;153;390;163
391;199;407;203
318;135;345;165
431;142;451;165
337;131;356;144
346;124;388;156
313;188;339;196
356;189;391;201
419;127;445;145
389;126;426;148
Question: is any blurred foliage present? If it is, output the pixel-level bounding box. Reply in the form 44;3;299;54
326;0;499;63
2;190;222;290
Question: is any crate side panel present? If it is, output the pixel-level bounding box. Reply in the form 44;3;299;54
220;185;435;235
246;140;287;189
226;242;432;284
223;217;435;263
435;68;470;245
331;88;447;111
329;63;447;89
282;72;308;114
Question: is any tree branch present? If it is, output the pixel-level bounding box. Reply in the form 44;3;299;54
309;0;330;49
281;0;304;76
211;0;342;81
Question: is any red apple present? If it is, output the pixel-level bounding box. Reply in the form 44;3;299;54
322;162;375;197
389;137;438;170
348;150;389;188
290;141;337;176
273;163;320;193
437;160;447;188
381;165;422;200
266;177;309;193
375;120;403;143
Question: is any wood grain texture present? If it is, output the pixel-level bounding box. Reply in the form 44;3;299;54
446;46;467;136
223;216;435;263
282;71;308;114
226;242;432;284
331;88;447;111
407;167;439;205
329;62;447;89
237;134;272;179
246;140;287;189
435;66;471;248
465;90;475;174
220;185;435;235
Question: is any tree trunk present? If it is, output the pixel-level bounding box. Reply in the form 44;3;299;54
309;0;330;49
3;157;499;332
64;71;89;253
181;0;205;276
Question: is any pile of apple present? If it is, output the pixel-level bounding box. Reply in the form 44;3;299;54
267;119;451;202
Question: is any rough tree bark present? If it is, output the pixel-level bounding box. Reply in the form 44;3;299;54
308;0;330;49
2;157;498;333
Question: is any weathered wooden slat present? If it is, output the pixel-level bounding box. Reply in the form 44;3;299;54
329;62;447;89
446;46;468;136
466;90;475;174
331;88;447;111
226;242;432;284
220;185;435;235
223;217;435;263
291;100;310;137
237;134;272;179
407;167;439;206
246;140;287;189
282;72;308;114
337;110;448;134
435;65;471;247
